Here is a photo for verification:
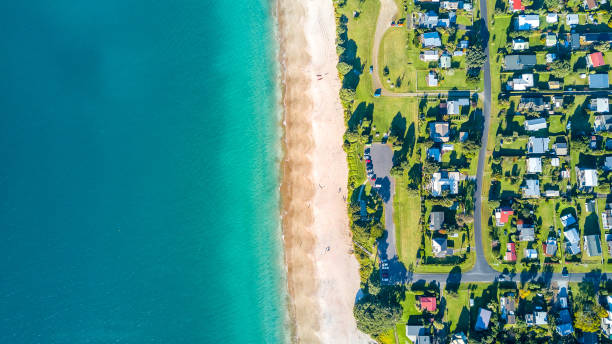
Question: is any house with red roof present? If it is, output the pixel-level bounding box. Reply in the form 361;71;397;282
419;296;437;312
504;243;517;262
587;52;606;68
495;207;514;226
510;0;525;11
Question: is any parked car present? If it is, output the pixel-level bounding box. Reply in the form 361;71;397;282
562;267;568;278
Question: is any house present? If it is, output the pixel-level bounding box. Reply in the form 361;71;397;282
557;309;574;336
495;207;514;226
594;115;612;132
546;53;557;63
432;237;448;257
406;326;428;344
429;122;450;142
459;40;469;49
560;213;577;228
553;142;567;156
430;211;445;230
422;11;439;28
564;228;581;255
522;179;540;198
584;0;598;10
428;71;438;87
510;73;534;90
590;98;609;113
603;296;612;338
517;15;540;30
546;13;558;23
566;14;580;26
419;296;437;312
518;221;535;241
450;332;468;344
421;50;440;62
545;189;560;197
587;52;606;68
430;171;465;196
447;98;470;115
590;74;610;89
543;237;558;256
584;235;602;256
423;32;442;47
475;308;492;331
570;32;581;50
602;206;612;229
500;295;516;324
608;234;612;255
535;311;547;326
549;81;561;90
527;137;549;154
510;0;525;11
524;118;547;132
525;248;538;259
441;0;460;10
576;168;598;189
459;131;469;142
505;242;517;262
581;332;599;344
551;157;560;167
504;55;537;70
512;39;530;51
439;53;452;69
526;157;542;173
518;97;550;112
546;33;557;47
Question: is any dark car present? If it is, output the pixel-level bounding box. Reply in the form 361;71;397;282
562;267;569;278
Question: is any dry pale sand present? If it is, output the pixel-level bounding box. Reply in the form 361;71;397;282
278;0;371;343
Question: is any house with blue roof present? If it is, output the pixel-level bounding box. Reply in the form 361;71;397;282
423;32;442;47
590;74;610;89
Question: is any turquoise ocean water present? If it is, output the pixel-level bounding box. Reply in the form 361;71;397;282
0;1;286;343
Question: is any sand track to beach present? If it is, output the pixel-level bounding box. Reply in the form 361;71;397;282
278;0;370;343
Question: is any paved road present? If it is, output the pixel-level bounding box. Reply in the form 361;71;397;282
503;90;612;96
370;143;396;260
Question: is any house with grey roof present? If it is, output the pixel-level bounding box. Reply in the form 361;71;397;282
406;326;428;344
590;74;610;89
527;137;550;154
522;179;540;198
430;211;445;230
439;53;451;69
432;237;448;257
475;308;492;331
561;214;577;228
590;98;609;113
518;97;550;112
524;118;547;131
584;235;602;257
504;55;537;71
564;228;581;255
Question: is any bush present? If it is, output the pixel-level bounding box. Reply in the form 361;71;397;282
354;297;402;336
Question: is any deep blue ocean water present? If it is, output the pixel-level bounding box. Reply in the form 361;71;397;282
0;1;285;343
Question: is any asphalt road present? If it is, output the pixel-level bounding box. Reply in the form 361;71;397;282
370;143;396;260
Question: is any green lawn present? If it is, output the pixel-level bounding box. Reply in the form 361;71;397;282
444;288;471;333
395;177;422;270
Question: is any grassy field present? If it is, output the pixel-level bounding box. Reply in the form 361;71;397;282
394;177;422;270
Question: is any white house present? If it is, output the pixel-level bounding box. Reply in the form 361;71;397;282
517;15;540;30
510;74;534;91
421;50;440;62
546;13;558;23
566;14;579;26
512;39;530;51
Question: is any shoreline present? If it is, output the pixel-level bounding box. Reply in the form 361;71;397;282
277;0;370;343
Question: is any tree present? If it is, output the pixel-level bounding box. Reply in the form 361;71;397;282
544;0;560;9
595;42;610;53
466;45;486;70
550;59;571;78
337;62;352;75
574;308;602;332
353;298;401;335
339;88;355;104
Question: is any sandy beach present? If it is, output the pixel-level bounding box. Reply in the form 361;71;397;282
278;0;370;343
